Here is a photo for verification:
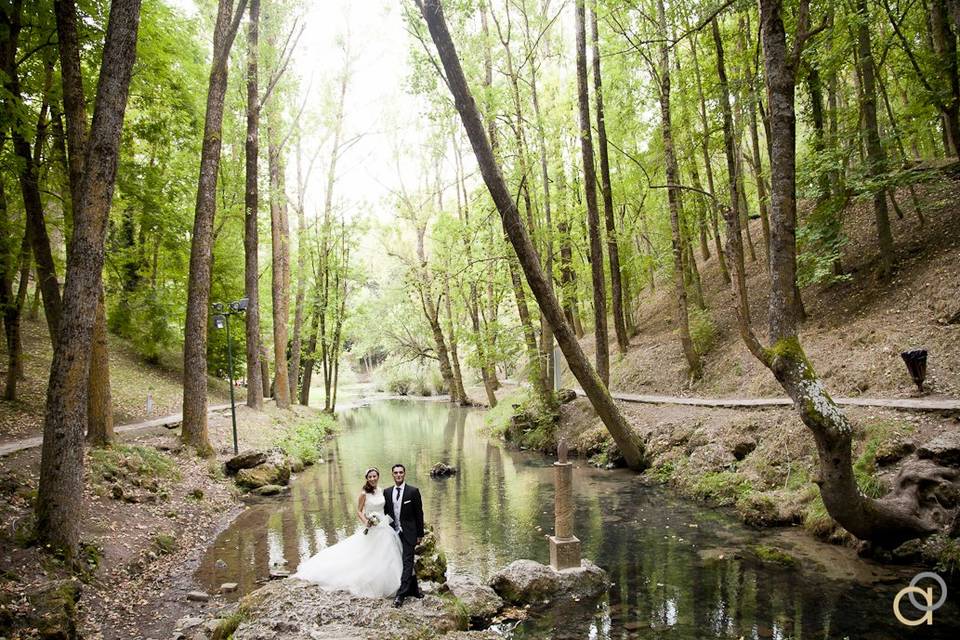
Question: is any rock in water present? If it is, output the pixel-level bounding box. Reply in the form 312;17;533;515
225;450;268;475
235;452;292;489
429;462;457;478
488;559;608;606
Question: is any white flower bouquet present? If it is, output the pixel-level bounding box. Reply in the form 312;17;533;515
364;514;380;534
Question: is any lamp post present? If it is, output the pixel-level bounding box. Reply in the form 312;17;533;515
213;297;248;455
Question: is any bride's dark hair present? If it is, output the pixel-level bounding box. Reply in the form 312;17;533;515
362;467;380;494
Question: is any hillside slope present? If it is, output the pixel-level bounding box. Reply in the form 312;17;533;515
572;178;960;400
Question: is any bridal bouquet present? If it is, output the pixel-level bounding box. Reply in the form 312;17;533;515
364;514;380;534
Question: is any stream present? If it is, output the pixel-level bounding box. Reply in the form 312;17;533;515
196;399;958;638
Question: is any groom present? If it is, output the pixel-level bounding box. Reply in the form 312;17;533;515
384;463;425;607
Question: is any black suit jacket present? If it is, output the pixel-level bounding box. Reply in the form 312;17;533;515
383;484;424;546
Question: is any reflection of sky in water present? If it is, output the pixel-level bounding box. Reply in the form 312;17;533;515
197;400;960;639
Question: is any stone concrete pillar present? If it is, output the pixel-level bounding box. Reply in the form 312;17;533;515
549;439;581;570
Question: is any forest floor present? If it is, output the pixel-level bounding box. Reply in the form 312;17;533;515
0;320;232;442
0;349;327;640
514;175;960;567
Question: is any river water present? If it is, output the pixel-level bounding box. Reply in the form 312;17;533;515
197;400;959;638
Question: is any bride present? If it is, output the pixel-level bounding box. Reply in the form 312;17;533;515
294;468;403;597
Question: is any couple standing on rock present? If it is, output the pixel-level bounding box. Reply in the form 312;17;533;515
293;465;425;608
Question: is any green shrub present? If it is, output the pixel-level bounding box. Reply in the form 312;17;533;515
387;374;414;395
274;414;337;465
688;307;717;356
650;462;675;483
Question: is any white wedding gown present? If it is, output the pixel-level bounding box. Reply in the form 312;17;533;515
293;487;403;597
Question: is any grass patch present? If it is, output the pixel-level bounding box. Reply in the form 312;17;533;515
89;445;181;483
274;414;338;465
691;472;753;506
210;605;249;640
650;461;675;484
152;533;178;555
440;593;470;631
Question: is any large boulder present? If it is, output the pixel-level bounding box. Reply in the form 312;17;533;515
488;559;608;606
225;450;268;475
235;461;291;490
445;574;503;626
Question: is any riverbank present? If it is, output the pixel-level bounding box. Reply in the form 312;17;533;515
0;400;331;640
486;386;960;570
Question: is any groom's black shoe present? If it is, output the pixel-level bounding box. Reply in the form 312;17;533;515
413;590;425;599
393;596;404;608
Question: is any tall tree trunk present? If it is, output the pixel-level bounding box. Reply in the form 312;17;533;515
657;0;701;380
856;0;895;277
931;0;960;157
268;125;291;408
591;2;628;354
444;274;468;404
182;0;246;454
244;0;264;409
86;291;113;446
0;27;62;341
417;0;646;470
574;0;609;386
1;184;30;401
688;31;730;284
55;0;114;447
35;0;141;561
288;135;307;399
740;14;771;260
300;302;319;406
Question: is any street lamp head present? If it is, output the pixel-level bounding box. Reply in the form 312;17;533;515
213;314;226;330
212;302;225;313
230;297;249;313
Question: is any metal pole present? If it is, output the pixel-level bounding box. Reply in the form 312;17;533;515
225;313;238;454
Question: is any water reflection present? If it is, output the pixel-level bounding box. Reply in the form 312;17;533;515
197;400;959;638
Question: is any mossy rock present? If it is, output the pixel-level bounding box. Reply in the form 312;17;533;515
235;462;290;489
751;544;799;568
416;550;448;584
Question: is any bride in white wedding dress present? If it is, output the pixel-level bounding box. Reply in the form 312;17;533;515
294;468;403;597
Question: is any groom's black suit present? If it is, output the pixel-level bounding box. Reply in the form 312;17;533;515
383;483;424;599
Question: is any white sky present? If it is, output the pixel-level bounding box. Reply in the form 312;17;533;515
166;0;426;226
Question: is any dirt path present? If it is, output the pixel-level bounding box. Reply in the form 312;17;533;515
572;389;960;412
0;403;233;457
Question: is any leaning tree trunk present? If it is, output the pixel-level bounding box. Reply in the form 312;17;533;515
591;2;628;354
574;0;609;386
416;0;646;470
182;0;246;454
710;0;946;548
35;0;141;561
243;0;264;409
657;0;701;381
